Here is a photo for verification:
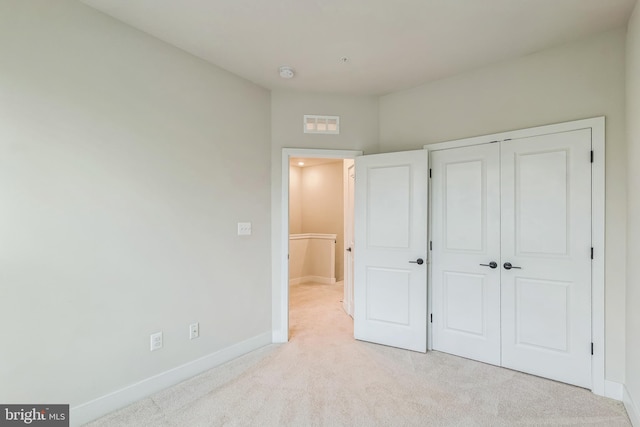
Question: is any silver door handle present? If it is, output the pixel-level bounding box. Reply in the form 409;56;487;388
479;261;498;269
409;258;424;265
503;262;521;270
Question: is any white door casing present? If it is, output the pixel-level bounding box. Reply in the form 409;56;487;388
354;150;428;353
431;143;502;365
500;129;592;388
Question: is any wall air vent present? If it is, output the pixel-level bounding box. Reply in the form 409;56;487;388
303;115;340;135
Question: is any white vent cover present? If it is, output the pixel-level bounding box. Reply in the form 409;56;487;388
304;115;340;134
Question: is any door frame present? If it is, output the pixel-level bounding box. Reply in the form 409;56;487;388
424;117;605;396
273;148;362;343
343;159;356;317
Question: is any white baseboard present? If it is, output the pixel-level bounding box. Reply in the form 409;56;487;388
624;385;640;426
70;331;272;426
289;276;336;285
272;329;288;343
604;380;624;401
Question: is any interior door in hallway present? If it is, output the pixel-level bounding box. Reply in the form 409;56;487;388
430;143;502;365
354;150;428;353
343;160;355;317
500;129;592;388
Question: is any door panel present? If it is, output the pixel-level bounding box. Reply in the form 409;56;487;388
354;150;428;353
443;272;486;335
516;150;569;255
431;144;501;365
445;160;485;251
514;278;569;351
367;267;411;325
367;165;411;248
501;129;592;388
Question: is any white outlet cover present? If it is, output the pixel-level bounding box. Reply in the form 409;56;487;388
237;222;252;236
150;332;163;351
189;322;199;340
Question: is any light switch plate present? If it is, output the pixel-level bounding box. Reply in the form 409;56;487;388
237;222;252;236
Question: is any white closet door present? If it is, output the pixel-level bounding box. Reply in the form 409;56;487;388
431;143;501;365
354;150;428;352
500;129;592;388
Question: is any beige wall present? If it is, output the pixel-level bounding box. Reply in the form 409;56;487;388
289;236;337;283
292;161;345;281
271;90;379;337
0;0;271;407
289;166;303;234
626;1;640;418
380;28;627;383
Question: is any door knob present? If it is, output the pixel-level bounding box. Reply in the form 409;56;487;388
409;258;424;265
503;262;521;270
480;261;498;269
346;247;352;252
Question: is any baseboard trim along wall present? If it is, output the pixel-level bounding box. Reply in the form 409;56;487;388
605;380;624;401
624;385;640;426
289;276;337;285
70;331;272;427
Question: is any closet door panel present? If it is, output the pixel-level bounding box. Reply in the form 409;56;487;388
431;143;501;365
500;129;592;388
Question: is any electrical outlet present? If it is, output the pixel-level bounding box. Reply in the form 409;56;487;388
237;222;252;236
150;332;163;351
189;322;199;340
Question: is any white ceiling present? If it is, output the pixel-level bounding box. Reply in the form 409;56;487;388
82;0;637;95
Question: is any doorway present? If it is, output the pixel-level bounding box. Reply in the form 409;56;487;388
279;149;362;340
288;157;346;337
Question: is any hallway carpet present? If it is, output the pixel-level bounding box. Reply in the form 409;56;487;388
87;282;630;426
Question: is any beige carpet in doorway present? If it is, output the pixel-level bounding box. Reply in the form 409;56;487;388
87;282;630;426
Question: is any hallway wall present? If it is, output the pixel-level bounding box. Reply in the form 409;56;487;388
289;166;303;234
290;161;345;281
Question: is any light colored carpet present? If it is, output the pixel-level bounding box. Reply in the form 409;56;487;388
87;282;630;426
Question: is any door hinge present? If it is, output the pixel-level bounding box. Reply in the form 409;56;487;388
430;241;432;251
430;313;433;323
591;342;594;355
591;151;594;163
591;247;594;260
429;168;432;178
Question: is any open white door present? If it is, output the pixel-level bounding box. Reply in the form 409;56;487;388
343;160;355;317
354;150;428;352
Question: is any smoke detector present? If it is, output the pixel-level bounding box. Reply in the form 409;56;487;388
279;66;295;79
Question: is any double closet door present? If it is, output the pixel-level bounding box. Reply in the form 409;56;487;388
430;129;592;388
